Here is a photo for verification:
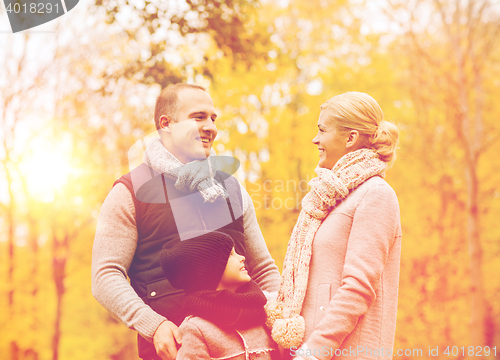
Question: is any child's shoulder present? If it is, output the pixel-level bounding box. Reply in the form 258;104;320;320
180;315;215;328
179;315;246;355
179;316;238;339
179;316;278;359
180;316;277;348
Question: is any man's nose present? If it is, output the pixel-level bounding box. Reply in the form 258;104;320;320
200;119;217;134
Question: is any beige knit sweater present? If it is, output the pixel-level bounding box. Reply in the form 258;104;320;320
91;182;281;342
296;176;402;360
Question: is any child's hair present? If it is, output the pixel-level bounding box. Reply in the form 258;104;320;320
160;231;234;292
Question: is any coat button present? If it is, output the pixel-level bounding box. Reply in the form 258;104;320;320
151;291;157;297
319;306;325;311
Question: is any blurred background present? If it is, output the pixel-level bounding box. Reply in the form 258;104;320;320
1;0;499;359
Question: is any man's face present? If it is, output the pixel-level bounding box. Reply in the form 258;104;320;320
162;88;218;164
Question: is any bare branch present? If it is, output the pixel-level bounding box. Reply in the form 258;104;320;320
467;0;489;44
478;131;500;154
434;0;454;41
476;20;500;67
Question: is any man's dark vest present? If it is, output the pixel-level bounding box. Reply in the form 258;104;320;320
114;163;245;359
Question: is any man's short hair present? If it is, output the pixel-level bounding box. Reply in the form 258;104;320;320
154;83;206;130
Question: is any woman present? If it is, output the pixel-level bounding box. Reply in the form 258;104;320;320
266;92;402;360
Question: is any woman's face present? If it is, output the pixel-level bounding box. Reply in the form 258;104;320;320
312;110;349;169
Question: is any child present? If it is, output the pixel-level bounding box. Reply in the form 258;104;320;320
160;231;280;360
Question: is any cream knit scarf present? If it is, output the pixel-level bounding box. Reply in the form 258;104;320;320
143;138;228;203
265;148;387;348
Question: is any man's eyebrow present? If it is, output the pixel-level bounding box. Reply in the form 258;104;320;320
189;111;217;119
189;111;207;117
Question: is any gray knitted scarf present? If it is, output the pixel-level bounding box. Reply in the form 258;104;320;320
143;138;228;203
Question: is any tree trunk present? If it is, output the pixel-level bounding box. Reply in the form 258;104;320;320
465;160;485;347
28;215;40;360
451;3;485;347
466;57;486;349
4;162;18;360
6;167;15;309
51;234;68;360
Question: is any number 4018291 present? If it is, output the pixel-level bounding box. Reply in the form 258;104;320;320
443;346;496;357
5;2;61;14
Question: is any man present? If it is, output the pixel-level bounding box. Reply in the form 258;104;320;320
91;83;280;360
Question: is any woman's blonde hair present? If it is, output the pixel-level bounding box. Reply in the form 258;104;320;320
320;91;399;165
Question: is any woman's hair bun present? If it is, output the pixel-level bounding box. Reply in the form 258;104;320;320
369;120;399;164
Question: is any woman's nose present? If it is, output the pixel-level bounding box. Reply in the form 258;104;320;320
312;133;319;144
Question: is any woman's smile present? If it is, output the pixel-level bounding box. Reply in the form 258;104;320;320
312;109;350;169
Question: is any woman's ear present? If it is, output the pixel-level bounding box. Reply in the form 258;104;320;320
345;130;360;149
159;115;172;132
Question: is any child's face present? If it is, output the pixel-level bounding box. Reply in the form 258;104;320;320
217;247;251;292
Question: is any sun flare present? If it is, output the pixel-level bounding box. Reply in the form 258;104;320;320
20;147;74;202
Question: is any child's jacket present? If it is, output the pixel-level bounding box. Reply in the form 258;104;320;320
176;281;280;360
177;315;280;360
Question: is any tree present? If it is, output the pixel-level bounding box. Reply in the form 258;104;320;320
386;0;500;350
92;0;271;88
0;33;55;360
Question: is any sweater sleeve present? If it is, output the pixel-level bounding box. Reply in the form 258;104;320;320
91;183;167;341
177;321;211;360
239;183;281;294
305;184;400;360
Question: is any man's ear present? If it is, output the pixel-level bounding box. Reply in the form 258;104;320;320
159;115;173;133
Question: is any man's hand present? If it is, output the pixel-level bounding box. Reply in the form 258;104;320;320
153;320;182;360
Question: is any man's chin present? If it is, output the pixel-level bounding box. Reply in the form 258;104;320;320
191;151;211;161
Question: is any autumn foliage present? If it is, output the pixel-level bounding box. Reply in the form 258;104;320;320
1;0;499;359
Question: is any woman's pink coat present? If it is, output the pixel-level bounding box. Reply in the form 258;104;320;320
300;176;402;360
